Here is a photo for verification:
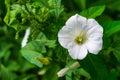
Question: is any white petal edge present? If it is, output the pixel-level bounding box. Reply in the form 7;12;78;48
58;37;73;49
77;45;88;59
66;14;86;26
65;14;87;34
68;45;78;59
58;14;88;49
86;19;103;38
68;45;88;60
21;27;30;48
85;39;102;54
58;25;75;49
85;19;103;54
58;14;103;60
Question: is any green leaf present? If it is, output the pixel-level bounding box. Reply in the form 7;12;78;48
79;54;108;80
112;40;120;63
45;40;56;48
74;0;86;9
36;32;47;40
21;32;56;67
36;32;56;48
48;0;64;17
20;61;36;72
113;48;120;63
4;0;10;25
0;42;12;59
107;0;120;11
80;5;105;18
65;60;74;80
108;69;119;80
20;40;46;68
0;65;13;80
21;49;44;68
23;40;46;53
7;61;20;71
102;21;120;37
35;0;49;8
22;74;37;80
78;68;91;79
4;4;22;30
65;61;90;80
66;70;72;80
42;65;60;80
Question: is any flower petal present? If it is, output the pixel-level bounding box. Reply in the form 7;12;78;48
21;27;30;48
68;45;88;60
86;19;103;38
58;26;75;49
66;14;86;27
58;14;87;49
85;39;102;54
77;45;88;59
68;45;78;59
66;14;87;34
85;19;103;54
58;14;103;60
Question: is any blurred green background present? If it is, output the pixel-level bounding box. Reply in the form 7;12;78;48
1;0;120;80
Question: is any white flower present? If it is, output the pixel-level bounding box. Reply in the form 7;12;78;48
58;14;103;60
21;27;30;48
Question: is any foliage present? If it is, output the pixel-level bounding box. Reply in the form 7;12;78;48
1;0;120;80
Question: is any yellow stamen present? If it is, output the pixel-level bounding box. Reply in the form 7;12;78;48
74;32;87;45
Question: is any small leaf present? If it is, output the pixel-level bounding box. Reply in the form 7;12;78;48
78;68;91;79
4;4;22;30
23;41;46;53
66;70;72;80
36;32;56;48
21;32;56;67
21;40;46;68
4;0;10;25
65;60;74;80
102;21;120;37
80;5;105;18
36;32;47;40
45;40;56;48
21;49;44;68
48;0;64;17
65;61;90;80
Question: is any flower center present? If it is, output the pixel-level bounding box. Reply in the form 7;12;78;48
74;32;87;45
